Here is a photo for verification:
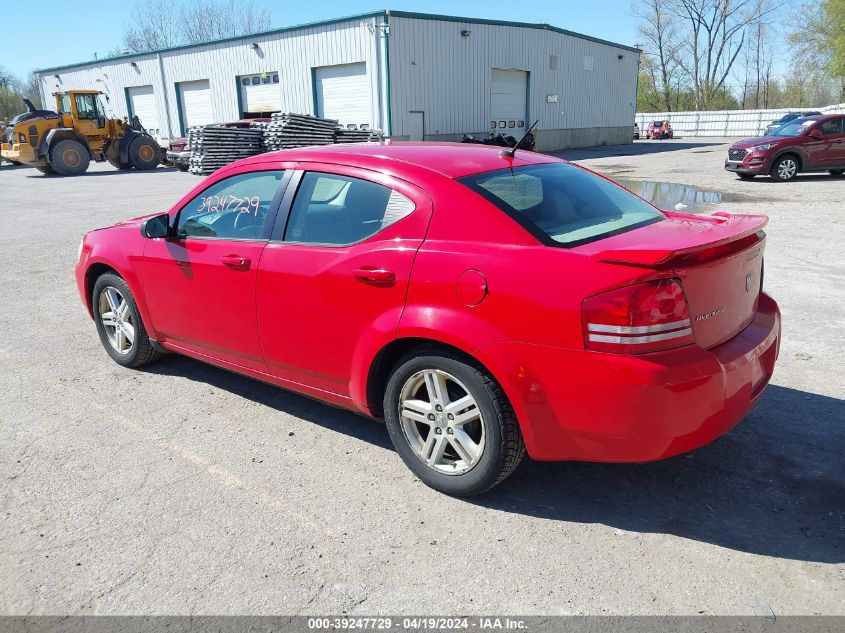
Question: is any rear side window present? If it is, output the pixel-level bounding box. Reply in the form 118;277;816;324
818;118;843;135
459;163;664;247
284;172;415;245
177;170;285;240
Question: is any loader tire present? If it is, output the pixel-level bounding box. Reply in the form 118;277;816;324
36;164;55;175
50;139;90;176
129;137;161;170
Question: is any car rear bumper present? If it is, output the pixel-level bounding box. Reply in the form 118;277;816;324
484;292;781;462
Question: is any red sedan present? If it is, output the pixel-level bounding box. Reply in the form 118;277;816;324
75;143;781;495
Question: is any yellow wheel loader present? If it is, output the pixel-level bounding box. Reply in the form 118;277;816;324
1;90;161;176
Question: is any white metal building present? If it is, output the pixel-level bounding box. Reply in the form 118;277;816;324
35;10;640;152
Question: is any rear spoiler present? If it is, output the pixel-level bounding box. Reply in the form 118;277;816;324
592;212;768;268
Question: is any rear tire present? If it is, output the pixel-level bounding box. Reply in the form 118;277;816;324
50;139;90;176
770;155;799;182
384;348;525;496
92;273;161;368
829;169;844;177
128;136;161;170
176;163;189;172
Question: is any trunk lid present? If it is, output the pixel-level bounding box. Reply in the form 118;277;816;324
585;212;767;349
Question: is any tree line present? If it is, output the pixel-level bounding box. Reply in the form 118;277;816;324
635;0;845;112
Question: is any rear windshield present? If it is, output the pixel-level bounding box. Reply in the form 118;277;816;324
459;163;664;247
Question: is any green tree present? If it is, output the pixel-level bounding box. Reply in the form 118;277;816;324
789;0;845;101
0;86;24;119
0;67;25;119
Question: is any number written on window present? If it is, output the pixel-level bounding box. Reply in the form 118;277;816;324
177;170;284;240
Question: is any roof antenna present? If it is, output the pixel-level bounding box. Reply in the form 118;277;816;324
499;120;539;159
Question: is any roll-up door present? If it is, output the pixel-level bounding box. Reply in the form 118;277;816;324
239;72;281;117
178;79;214;133
127;85;160;137
491;69;528;138
314;63;371;128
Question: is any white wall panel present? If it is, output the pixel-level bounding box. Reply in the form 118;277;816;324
387;16;639;138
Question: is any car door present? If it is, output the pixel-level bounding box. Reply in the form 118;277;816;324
256;165;432;396
804;118;843;168
823;117;845;166
140;166;291;371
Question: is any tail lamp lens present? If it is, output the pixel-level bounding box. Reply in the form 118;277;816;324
582;279;694;354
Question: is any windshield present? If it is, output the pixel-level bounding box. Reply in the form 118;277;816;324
459;163;664;247
771;118;815;137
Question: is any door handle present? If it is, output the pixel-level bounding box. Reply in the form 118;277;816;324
221;255;251;270
352;267;396;285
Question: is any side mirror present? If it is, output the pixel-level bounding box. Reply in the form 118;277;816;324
140;213;171;239
809;128;823;139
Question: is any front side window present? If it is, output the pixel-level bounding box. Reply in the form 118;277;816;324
176;170;285;240
284;172;415;245
459;163;664;248
58;94;72;114
74;94;96;119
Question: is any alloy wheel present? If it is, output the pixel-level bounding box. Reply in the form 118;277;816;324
778;158;797;180
98;287;135;355
398;369;485;475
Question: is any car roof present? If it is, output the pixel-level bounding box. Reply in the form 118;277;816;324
242;142;562;179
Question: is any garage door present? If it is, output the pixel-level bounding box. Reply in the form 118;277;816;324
127;85;160;137
314;63;371;127
491;69;528;138
239;72;281;117
178;79;214;133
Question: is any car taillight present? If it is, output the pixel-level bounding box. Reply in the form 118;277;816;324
582;279;695;354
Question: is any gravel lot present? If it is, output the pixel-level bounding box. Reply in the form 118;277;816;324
1;139;842;616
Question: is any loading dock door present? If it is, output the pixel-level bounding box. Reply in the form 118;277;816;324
491;69;528;138
314;63;371;127
127;85;159;137
239;72;281;117
178;79;214;132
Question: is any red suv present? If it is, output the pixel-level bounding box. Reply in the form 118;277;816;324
726;114;845;181
75;143;781;495
646;120;673;139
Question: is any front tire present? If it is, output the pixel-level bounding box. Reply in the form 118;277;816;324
92;273;160;368
129;136;161;170
384;349;525;496
770;155;799;182
50;139;90;176
829;169;844;177
35;164;55;175
738;173;755;180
